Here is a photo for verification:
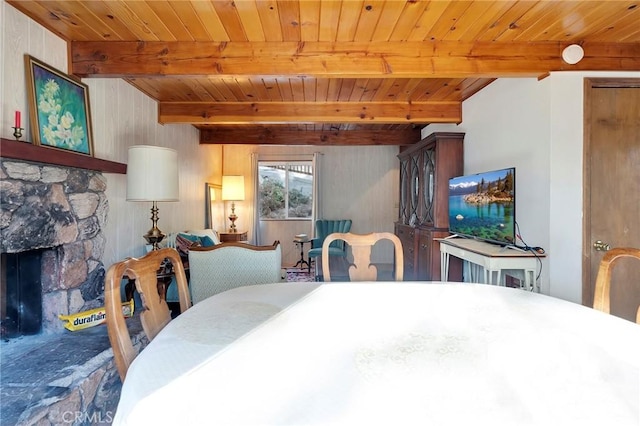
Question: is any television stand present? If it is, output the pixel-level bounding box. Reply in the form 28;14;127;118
438;238;545;292
443;233;462;240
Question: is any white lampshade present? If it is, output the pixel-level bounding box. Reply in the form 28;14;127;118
222;175;245;201
127;145;179;201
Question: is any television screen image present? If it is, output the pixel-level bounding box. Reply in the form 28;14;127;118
448;167;516;246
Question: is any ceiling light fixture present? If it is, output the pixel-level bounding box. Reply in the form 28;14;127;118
562;44;584;65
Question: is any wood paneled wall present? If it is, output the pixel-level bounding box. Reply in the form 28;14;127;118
3;4;400;270
223;144;399;267
1;3;222;268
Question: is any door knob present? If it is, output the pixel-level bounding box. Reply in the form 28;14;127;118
593;240;610;251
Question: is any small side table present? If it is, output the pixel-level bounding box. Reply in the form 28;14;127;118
439;238;545;292
293;239;311;272
219;230;248;242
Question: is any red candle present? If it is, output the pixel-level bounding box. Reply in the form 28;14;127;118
15;111;21;128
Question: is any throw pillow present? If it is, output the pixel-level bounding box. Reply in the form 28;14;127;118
176;233;202;255
200;235;216;247
188;229;221;245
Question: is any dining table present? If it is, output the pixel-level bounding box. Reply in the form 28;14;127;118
114;281;640;425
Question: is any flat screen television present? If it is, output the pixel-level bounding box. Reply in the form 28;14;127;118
448;167;516;246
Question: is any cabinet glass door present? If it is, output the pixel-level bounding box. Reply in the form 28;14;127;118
399;157;410;224
420;148;435;225
409;154;420;226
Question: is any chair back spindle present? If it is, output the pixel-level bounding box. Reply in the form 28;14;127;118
105;248;191;380
593;247;640;324
322;232;404;282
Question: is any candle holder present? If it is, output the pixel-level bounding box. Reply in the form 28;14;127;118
12;127;24;141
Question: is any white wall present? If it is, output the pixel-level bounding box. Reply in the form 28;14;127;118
423;78;552;294
1;3;223;268
546;71;640;302
425;71;640;303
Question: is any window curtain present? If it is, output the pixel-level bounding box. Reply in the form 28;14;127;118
312;152;322;239
251;152;261;245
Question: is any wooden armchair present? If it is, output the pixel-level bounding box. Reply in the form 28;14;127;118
105;248;191;381
322;232;404;282
593;247;640;324
188;241;282;304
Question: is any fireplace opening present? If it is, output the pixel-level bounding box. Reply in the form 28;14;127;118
1;250;44;338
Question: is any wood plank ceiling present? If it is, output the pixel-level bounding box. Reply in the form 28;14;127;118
8;1;640;145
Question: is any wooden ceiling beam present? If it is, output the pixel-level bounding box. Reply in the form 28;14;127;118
199;127;422;146
70;41;640;78
158;101;461;125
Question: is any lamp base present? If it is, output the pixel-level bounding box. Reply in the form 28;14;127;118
228;201;238;233
228;213;238;233
144;201;166;250
143;228;166;250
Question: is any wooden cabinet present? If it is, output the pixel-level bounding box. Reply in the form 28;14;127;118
394;225;454;281
396;132;464;281
395;224;417;279
416;228;452;281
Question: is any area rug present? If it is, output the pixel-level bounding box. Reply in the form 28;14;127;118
285;268;315;282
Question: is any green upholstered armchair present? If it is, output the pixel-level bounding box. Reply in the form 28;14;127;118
308;219;352;260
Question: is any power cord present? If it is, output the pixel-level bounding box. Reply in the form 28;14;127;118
514;221;544;289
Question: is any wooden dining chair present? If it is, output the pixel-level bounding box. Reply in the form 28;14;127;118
105;247;191;381
322;232;404;282
593;247;640;324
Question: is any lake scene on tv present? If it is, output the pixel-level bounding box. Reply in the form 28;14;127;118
449;168;516;245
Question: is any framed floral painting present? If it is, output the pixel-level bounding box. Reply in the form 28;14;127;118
25;55;94;156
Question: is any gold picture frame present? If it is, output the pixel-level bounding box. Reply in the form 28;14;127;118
25;55;94;156
205;183;223;230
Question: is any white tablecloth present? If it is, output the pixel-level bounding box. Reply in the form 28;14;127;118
115;282;640;425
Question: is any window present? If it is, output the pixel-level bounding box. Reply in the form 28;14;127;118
258;161;313;220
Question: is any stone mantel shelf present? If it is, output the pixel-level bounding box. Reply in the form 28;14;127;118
0;137;126;174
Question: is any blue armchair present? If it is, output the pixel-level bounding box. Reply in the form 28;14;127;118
308;219;352;260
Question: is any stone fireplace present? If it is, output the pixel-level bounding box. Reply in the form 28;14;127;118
0;142;140;425
1;158;108;336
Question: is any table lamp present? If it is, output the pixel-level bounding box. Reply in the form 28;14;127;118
127;145;179;249
222;175;245;233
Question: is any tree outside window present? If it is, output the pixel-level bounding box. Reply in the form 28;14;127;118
259;162;313;219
